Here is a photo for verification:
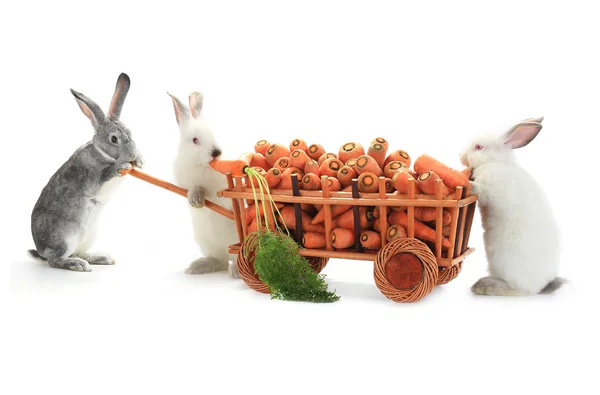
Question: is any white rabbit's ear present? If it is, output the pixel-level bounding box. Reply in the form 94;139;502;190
504;119;544;149
167;92;190;126
70;89;105;128
108;73;131;120
189;92;204;119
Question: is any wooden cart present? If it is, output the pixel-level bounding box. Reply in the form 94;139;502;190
124;169;477;303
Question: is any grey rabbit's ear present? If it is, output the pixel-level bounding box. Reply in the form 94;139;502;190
108;73;131;120
167;92;190;125
504;117;544;149
70;89;106;128
189;92;204;119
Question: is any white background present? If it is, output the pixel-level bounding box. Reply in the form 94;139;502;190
3;1;598;394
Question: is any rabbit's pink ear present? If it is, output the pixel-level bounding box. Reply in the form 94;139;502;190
108;73;130;120
70;89;105;128
504;120;543;149
189;92;204;119
167;92;190;126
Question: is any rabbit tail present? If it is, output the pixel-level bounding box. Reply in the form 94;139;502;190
539;277;567;294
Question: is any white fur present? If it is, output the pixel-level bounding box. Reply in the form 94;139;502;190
171;96;239;276
460;119;560;294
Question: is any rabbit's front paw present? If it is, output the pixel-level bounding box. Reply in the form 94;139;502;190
117;162;133;176
134;155;145;169
228;261;240;279
188;186;205;208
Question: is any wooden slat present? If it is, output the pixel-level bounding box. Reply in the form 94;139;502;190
461;183;475;254
291;174;303;245
321;175;334;251
407;177;415;238
435;179;443;259
447;186;463;259
227;174;245;244
351;180;362;252
300;248;378;261
378;177;388;248
235;176;248;237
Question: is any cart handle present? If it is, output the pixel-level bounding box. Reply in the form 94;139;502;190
120;167;235;220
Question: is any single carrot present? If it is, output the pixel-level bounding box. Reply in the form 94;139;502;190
360;231;382;250
302;173;321;190
327;177;342;191
461;167;473;180
277;167;304;190
414;206;452;225
384;150;411;167
442;225;451;237
274;156;292;172
248;217;276;233
301;203;318;216
254;140;270;156
332;206;373;230
319;158;344;178
250;153;271;170
413;154;470;189
386;224;407;242
358;172;379;193
290;149;310;170
302;232;327;249
279;205;326;233
249;167;267;188
245;202;284;223
383;161;407;179
338;142;365;164
337;165;357;187
307;143;326;160
304;159;320;175
209;152;253;177
311;186;353;224
265;168;282;188
372;217;381;232
407;169;418;179
384;177;394;193
331;228;355;249
345;157;358;172
388;211;452;249
318;152;338;166
265;143;291;167
355;155;383;176
417;171;451;197
289;138;308;152
367;142;387;169
371;137;389;152
391;169;420;194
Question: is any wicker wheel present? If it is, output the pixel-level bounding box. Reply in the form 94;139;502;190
374;238;439;303
237;233;270;294
436;262;463;285
308;257;329;273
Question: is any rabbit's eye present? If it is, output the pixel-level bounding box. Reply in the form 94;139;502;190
475;144;483;150
111;136;118;144
193;137;200;145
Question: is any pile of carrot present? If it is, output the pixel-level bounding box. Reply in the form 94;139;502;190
211;138;471;253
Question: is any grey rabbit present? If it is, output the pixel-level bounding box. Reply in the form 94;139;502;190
29;73;143;272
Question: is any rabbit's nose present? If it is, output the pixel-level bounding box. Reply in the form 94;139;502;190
211;148;222;158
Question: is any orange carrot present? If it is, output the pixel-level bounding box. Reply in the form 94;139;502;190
249;167;267;188
337;165;357;187
265;168;282;188
248;216;276;233
407;169;418;179
301;203;317;216
332;206;373;230
345;157;358;172
274;156;292;172
355;155;383;176
442;225;451;237
384;177;394;193
265;143;291;167
290;149;310;170
461;167;473;180
414;154;470;189
391;170;420;194
304;159;320;175
331;228;355;249
279;205;326;233
358;172;379;193
367;142;387;169
245;202;284;223
372;217;381;232
307;144;326;160
386;224;407;242
311;186;353;224
289;138;308;152
417;171;451;197
302;232;327;249
277;167;304;190
250;153;271;170
372;206;406;219
254;140;270;156
209;152;253;177
338;142;365;164
388;211;452;248
414;207;452;225
371;137;389;152
327;177;342;191
302;173;321;190
384;150;411;167
360;231;382;250
319;158;344;178
383;161;407;179
317;152;338;167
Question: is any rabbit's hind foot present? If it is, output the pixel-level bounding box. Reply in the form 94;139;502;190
471;276;529;296
184;257;228;275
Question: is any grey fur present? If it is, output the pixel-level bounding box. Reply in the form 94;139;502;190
187;186;206;208
30;73;142;272
471;276;566;296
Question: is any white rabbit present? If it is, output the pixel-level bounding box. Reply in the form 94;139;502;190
168;91;239;278
460;117;564;296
